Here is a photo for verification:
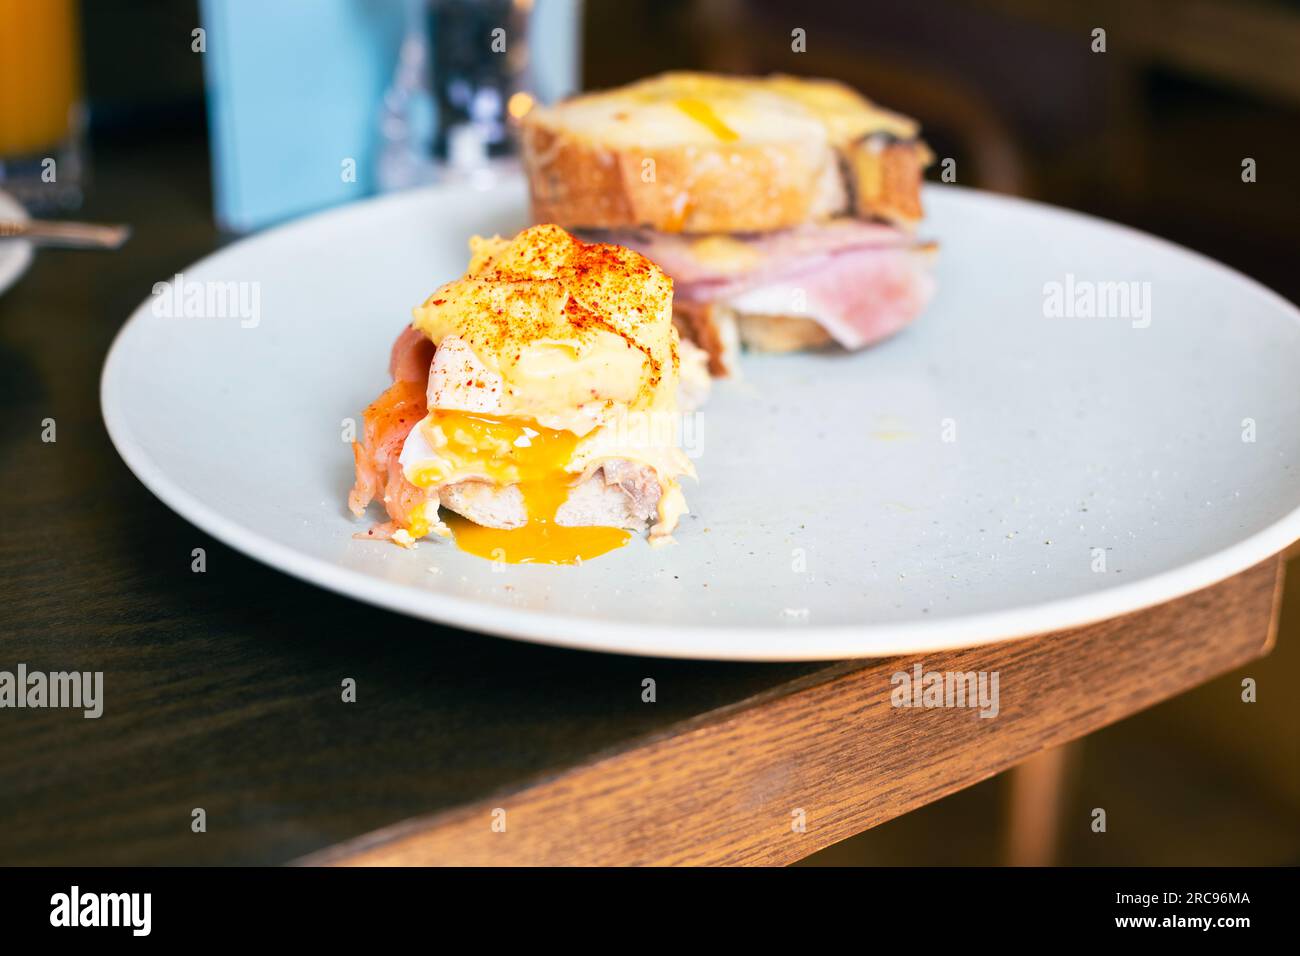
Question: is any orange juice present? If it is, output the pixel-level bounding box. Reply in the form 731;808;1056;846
0;0;82;156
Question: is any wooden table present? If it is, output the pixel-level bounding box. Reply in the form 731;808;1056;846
0;139;1286;866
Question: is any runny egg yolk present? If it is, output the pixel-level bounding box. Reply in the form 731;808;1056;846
675;97;739;141
423;409;630;565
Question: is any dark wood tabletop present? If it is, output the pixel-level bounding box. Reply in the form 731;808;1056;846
0;137;1286;866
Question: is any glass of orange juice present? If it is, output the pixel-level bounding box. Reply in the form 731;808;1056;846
0;0;85;211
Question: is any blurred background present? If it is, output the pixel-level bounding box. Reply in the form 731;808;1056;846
1;0;1297;864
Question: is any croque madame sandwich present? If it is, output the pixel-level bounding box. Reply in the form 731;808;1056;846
347;224;700;564
522;72;936;375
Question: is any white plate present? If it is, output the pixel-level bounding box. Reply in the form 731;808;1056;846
0;190;34;296
101;181;1300;660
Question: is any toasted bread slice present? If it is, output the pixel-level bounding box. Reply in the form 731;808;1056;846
523;72;930;234
843;134;935;226
677;303;832;362
673;301;742;378
734;313;836;353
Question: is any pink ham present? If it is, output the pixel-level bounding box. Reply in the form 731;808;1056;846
588;221;936;350
607;220;906;287
389;323;437;383
725;243;935;350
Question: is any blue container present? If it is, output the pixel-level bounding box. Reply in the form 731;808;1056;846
199;0;405;232
200;0;581;233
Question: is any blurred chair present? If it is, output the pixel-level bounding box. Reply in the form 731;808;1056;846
689;0;1028;195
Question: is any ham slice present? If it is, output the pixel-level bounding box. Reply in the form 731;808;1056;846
587;221;935;351
389;324;437;383
722;243;934;350
349;326;437;538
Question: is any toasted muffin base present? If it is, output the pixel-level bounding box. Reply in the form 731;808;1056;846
438;463;662;532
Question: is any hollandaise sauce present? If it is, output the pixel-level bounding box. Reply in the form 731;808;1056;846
418;410;630;565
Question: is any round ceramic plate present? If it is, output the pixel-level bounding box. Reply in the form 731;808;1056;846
0;190;34;296
101;180;1300;660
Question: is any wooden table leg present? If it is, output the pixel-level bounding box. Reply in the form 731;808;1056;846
1004;742;1079;866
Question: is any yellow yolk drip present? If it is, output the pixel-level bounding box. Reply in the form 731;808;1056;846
675;97;739;141
423;410;631;565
